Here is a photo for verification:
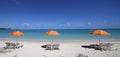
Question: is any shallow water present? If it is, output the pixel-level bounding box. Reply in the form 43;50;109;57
0;29;120;40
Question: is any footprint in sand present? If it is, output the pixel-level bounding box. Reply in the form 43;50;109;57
13;53;18;57
42;55;47;57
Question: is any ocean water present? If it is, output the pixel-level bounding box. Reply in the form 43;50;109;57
0;29;120;40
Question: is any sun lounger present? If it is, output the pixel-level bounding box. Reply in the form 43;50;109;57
95;43;114;51
81;44;98;49
4;42;23;49
45;43;60;50
41;45;47;48
82;43;114;51
45;44;52;50
52;43;60;50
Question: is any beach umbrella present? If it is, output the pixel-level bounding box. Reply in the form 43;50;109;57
45;30;59;45
11;30;24;42
90;30;109;43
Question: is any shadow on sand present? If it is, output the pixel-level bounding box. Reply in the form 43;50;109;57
0;47;15;54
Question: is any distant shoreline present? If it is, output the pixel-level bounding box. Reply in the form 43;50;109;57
0;28;11;30
1;28;120;30
0;38;120;43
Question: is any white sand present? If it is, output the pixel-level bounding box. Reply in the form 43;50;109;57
0;39;120;57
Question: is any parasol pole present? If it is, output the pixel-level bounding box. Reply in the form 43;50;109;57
51;37;54;50
98;35;101;44
17;37;18;43
99;37;100;44
51;37;53;45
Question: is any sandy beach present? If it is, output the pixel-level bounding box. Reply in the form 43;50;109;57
0;39;120;57
0;0;120;56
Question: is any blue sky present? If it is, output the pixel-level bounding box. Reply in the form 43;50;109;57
0;0;120;29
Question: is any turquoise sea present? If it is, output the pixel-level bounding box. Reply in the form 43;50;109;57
0;29;120;40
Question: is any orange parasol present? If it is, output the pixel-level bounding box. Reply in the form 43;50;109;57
11;31;24;36
46;30;59;36
11;30;24;42
45;30;59;45
90;30;110;43
90;30;109;36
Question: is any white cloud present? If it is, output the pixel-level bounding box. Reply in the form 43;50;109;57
79;24;84;26
88;22;92;25
21;23;30;27
66;22;71;26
